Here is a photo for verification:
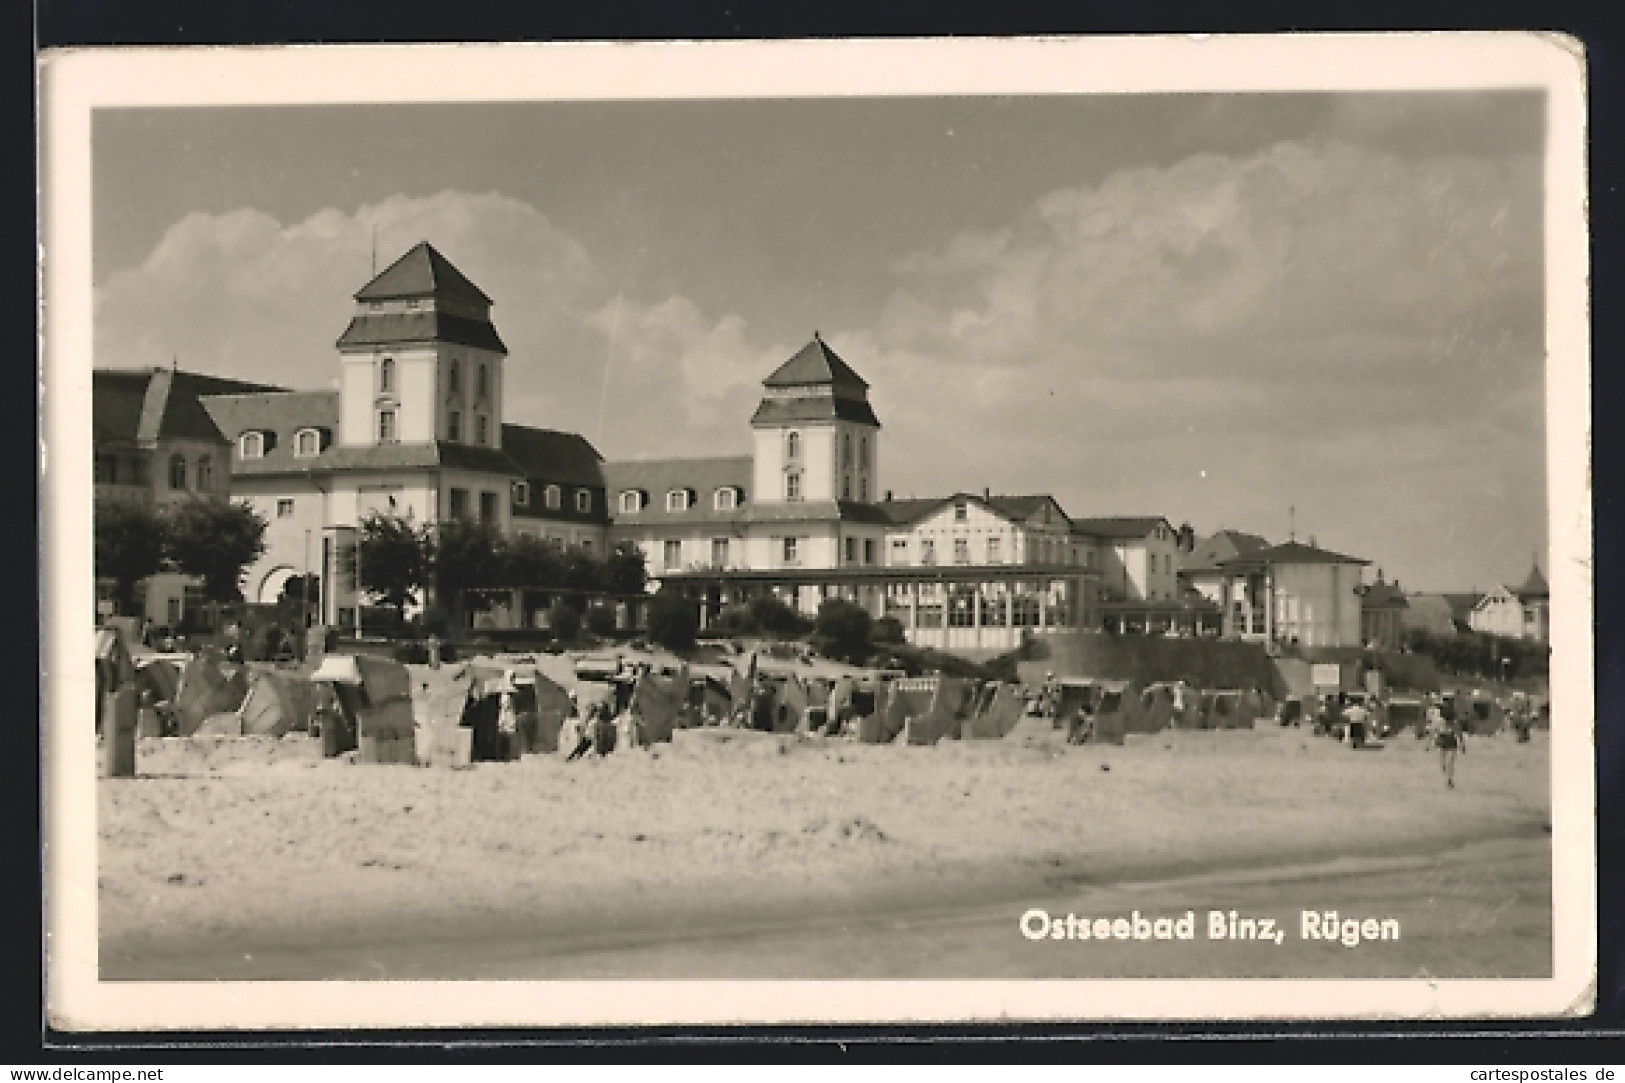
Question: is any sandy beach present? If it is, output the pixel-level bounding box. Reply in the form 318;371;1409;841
98;719;1551;981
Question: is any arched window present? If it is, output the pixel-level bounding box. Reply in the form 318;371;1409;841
666;489;691;512
477;364;489;399
448;359;461;394
379;357;395;393
239;432;265;459
295;429;321;457
168;453;187;490
785;431;801;461
714;487;738;511
619;490;645;514
196;455;213;490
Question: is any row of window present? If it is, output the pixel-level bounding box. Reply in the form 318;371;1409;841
513;482;592;513
619;486;744;515
239;429;327;460
782;430;873;469
445;410;490;445
160;453;214;491
374;357;493;400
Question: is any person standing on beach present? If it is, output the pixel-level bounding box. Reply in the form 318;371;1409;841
1429;698;1466;788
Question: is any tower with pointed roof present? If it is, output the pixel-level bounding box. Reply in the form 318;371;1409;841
750;334;882;506
335;242;509;451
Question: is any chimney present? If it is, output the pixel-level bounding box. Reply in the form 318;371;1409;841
1309;535;1318;548
983;487;991;500
884;489;893;502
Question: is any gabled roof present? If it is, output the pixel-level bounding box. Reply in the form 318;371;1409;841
336;312;507;354
1069;516;1172;540
94;368;284;447
500;424;605;488
354;242;492;305
875;497;946;527
1216;540;1370;571
762;337;869;391
1182;529;1272;573
878;492;1070;529
986;494;1070;525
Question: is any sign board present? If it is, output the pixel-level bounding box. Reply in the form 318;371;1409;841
1311;663;1342;690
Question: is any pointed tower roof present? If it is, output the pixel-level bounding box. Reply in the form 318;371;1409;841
1516;559;1549;599
355;242;492;306
762;335;869;391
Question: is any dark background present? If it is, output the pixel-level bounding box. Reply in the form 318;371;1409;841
26;0;1625;1063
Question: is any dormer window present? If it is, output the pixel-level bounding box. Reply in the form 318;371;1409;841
513;481;530;507
448;359;461;395
954;501;968;522
379;357;395;394
575;490;592;513
619;490;647;514
713;486;741;511
239;431;267;459
294;428;323;458
544;484;562;510
666;489;693;512
785;431;801;462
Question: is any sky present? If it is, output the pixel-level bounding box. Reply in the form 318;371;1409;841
91;92;1548;593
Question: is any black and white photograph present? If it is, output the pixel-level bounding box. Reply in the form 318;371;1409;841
41;34;1593;1028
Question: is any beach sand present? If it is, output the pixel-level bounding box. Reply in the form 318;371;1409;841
98;722;1551;981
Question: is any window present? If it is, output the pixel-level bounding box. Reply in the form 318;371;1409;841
842;475;852;500
448;411;461;442
860;435;869;467
544;484;562;510
476;415;489;446
580;539;592;555
239;432;265;459
666;489;691;512
864;538;876;565
196;455;213;490
954;501;968;522
576;490;592;513
921;539;937;566
513;482;530;507
785;431;801;461
843;433;852;467
295;429;320;457
448;360;461;394
379;357;395;393
785;472;802;502
448;488;468;520
479;491;498;524
782;537;800;565
1164;554;1172;574
619;490;644;514
845;537;857;564
860;477;868;502
276;498;295;518
714;487;737;511
477;364;489;399
988;537;1003;564
94;455;117;485
712;538;729;567
891;538;909;565
168;454;187;490
664;539;682;570
377;409;397;443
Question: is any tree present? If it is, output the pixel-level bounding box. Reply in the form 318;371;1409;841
749;594;806;636
584;603;618;637
556;549;603;611
646;588;699;651
871;615;906;645
433;519;506;597
548;599;582;643
164;500;267;603
501;535;561;590
94;502;168;615
357;512;432;620
603;540;648;596
814;598;873;664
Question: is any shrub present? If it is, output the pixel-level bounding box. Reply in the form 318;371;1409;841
871;615;905;645
584;604;618;637
647;589;699;651
750;595;807;636
814;598;873;664
548;599;582;643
